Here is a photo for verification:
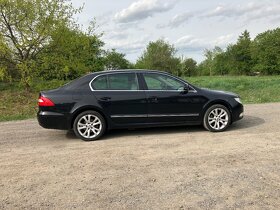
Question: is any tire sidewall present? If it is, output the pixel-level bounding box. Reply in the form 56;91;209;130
73;111;106;141
203;104;231;132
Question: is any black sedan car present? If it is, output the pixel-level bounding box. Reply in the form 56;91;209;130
38;70;244;141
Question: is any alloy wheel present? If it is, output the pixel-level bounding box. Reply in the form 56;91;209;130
207;108;229;130
77;114;102;139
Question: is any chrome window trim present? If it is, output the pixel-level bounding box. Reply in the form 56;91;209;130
148;113;199;117
111;114;147;118
89;72;139;91
89;71;197;93
111;113;199;118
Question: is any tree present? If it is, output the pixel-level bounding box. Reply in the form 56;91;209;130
251;28;280;75
198;46;223;76
229;30;253;75
104;49;130;70
213;52;230;75
181;58;197;77
37;24;104;80
135;39;181;75
0;0;80;86
0;33;14;81
198;31;254;76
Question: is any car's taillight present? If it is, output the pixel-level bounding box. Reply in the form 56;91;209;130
38;96;55;107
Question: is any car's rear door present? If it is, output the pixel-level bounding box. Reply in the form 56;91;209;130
90;72;147;124
141;72;206;123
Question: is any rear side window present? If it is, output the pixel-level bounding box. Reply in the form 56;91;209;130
91;73;139;90
92;75;108;90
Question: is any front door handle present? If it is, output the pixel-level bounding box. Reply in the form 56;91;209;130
148;96;158;103
100;97;111;102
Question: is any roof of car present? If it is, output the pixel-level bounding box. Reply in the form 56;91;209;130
90;69;172;76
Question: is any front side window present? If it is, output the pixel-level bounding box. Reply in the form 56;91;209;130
91;73;139;90
143;73;185;90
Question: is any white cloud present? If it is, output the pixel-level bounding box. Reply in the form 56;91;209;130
204;3;262;18
175;34;236;53
212;34;235;47
246;5;280;22
158;12;194;28
271;15;280;24
170;12;194;27
175;35;208;52
104;31;129;40
203;2;280;22
114;0;178;23
95;12;113;27
104;35;151;54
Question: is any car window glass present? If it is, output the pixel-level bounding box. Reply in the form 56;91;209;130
92;75;108;90
108;73;139;90
143;73;185;90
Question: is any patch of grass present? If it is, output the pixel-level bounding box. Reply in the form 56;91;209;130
186;76;280;104
0;76;280;122
0;80;68;122
0;89;38;122
31;79;69;92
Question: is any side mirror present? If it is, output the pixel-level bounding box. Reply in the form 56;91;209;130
182;84;189;94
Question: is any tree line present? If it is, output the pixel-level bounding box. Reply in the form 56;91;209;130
0;0;279;88
135;29;280;77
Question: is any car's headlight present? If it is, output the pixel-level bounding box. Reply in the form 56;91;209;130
234;97;242;104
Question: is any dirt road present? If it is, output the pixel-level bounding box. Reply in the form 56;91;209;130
0;103;280;209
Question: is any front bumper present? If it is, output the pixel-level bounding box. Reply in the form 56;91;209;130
37;111;69;130
231;103;244;122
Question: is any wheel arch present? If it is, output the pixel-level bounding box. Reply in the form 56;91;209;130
202;99;233;121
70;106;109;130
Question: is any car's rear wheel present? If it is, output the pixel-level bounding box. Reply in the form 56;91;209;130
203;104;231;132
73;111;106;141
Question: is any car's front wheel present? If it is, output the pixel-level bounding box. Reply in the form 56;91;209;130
73;111;106;141
203;104;231;132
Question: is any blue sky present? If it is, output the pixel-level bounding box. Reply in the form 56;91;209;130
71;0;280;62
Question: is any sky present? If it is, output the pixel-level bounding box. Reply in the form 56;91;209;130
71;0;280;63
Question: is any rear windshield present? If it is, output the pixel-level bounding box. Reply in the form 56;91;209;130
62;74;93;90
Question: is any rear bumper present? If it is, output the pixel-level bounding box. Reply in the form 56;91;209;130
37;111;69;130
231;103;244;122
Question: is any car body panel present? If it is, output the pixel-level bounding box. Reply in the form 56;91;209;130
93;90;148;124
144;90;207;123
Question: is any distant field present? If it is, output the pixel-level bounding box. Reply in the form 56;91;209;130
0;76;280;122
187;76;280;104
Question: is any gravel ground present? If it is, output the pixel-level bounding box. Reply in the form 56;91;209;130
0;103;280;210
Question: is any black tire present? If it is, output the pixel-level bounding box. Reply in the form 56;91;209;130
203;104;231;132
73;111;106;141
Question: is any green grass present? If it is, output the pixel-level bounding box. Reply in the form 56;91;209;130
186;76;280;104
0;80;68;122
0;76;280;122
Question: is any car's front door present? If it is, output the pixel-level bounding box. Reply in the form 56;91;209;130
91;72;147;124
141;73;206;123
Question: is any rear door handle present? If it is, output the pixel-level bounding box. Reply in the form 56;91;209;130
148;96;158;103
100;97;111;101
